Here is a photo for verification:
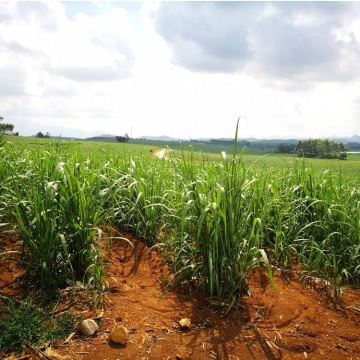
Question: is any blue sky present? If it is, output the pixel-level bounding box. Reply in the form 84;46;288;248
1;1;360;139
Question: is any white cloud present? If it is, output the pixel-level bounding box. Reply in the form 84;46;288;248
0;1;360;140
0;64;27;96
154;2;360;86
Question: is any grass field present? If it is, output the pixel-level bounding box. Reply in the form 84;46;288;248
1;134;360;303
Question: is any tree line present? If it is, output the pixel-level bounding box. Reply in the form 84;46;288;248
277;139;347;159
295;139;347;159
36;132;51;138
115;133;130;143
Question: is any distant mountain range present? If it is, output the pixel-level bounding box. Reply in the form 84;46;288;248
43;130;360;144
136;134;360;144
78;134;360;145
331;134;360;143
43;133;360;152
137;135;183;141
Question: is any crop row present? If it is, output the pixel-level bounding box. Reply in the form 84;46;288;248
0;136;359;309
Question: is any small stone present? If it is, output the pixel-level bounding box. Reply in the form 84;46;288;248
78;319;99;336
109;325;129;345
179;318;191;331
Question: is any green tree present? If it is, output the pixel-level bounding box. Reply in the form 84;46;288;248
0;116;15;135
36;131;45;138
115;133;130;143
277;143;295;153
295;139;347;160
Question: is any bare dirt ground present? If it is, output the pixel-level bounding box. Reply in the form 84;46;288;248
1;227;360;360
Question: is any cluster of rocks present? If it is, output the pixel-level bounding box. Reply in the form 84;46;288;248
77;317;191;346
78;319;129;345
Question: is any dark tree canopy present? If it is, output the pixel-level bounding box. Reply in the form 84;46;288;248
36;131;50;138
0;116;15;135
277;143;295;154
36;132;45;138
115;133;130;143
295;139;347;160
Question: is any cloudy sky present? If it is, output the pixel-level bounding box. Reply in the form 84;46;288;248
1;1;360;139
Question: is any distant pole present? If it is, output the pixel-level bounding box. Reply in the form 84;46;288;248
131;126;132;139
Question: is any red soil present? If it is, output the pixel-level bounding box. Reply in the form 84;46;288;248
1;227;359;360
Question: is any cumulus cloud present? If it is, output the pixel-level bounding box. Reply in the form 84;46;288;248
0;1;136;93
5;1;64;32
47;8;136;82
154;2;360;87
0;1;139;134
154;2;254;73
0;65;27;96
1;38;42;57
1;1;359;139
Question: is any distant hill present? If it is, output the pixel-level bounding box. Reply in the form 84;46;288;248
75;133;360;151
84;135;117;142
138;135;183;141
98;134;117;138
330;135;360;143
41;135;81;140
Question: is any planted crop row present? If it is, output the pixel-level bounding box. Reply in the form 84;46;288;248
0;136;359;308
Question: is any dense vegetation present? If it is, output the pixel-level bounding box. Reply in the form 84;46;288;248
115;134;130;143
1;130;360;351
295;139;347;159
0;116;17;136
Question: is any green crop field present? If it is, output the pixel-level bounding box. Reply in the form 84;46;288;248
1;132;360;313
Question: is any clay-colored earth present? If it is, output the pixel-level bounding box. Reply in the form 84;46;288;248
1;227;359;360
